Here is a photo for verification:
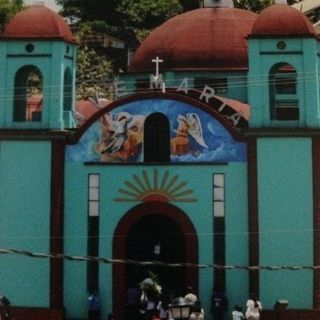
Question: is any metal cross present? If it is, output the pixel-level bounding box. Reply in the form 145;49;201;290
152;56;163;77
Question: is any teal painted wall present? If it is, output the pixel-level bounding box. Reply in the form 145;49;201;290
119;70;249;103
257;138;313;308
64;163;91;318
225;163;249;310
0;141;51;306
64;163;248;319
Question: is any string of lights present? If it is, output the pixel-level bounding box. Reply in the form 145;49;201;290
0;66;318;88
0;84;314;103
0;247;317;270
0;227;316;241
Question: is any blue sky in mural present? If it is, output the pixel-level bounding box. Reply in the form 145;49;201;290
66;99;247;162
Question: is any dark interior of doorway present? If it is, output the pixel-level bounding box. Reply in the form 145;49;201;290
126;214;186;297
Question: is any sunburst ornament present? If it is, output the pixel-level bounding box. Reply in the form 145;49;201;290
114;169;197;203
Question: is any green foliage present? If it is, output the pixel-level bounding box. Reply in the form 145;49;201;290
76;46;114;100
233;0;273;12
180;0;199;11
290;0;320;23
117;0;182;29
75;24;114;100
57;0;197;43
57;0;121;24
234;0;320;22
57;0;195;25
56;0;82;23
0;0;23;31
57;0;186;84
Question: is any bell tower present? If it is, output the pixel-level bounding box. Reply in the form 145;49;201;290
0;4;77;130
248;4;320;128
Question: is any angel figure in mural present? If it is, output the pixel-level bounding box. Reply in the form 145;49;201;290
97;112;144;162
171;113;208;156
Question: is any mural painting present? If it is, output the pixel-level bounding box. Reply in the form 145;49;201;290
66;99;247;163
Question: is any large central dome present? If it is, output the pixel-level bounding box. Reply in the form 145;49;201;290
128;8;257;72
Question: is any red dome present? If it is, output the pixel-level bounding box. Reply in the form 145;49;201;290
251;4;317;36
128;8;257;72
3;6;74;42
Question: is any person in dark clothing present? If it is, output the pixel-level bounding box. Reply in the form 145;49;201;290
124;285;142;320
88;291;101;320
211;288;228;320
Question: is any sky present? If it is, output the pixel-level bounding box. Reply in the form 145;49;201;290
24;0;61;11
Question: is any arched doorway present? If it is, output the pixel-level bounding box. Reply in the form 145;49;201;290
126;214;185;294
113;201;198;319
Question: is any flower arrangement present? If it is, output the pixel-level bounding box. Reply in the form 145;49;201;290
140;271;162;298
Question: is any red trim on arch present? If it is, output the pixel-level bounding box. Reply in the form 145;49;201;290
112;201;199;319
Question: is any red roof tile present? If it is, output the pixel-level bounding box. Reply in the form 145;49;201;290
251;4;317;37
3;6;74;42
129;8;257;72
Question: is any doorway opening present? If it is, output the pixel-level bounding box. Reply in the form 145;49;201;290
126;214;185;296
113;202;198;319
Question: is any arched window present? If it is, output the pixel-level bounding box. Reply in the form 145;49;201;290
63;68;72;111
14;66;43;122
144;112;170;162
269;63;298;121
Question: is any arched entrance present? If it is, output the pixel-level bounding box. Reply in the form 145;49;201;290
126;214;185;294
113;201;198;319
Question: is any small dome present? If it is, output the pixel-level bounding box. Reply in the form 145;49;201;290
129;8;257;72
3;5;74;42
251;4;317;36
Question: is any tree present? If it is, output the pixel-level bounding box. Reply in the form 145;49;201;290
288;0;320;23
117;0;182;30
76;46;114;100
0;0;23;31
56;0;185;88
233;0;273;12
180;0;199;11
75;24;114;100
56;0;122;25
57;0;198;27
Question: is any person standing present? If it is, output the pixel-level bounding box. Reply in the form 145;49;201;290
140;288;159;320
88;291;101;320
157;292;170;320
185;287;197;305
124;285;142;320
232;305;245;320
245;294;262;320
211;288;228;320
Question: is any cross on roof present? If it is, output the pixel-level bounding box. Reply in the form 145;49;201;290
152;56;163;77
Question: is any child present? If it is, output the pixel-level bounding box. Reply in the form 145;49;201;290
232;304;245;320
189;300;204;320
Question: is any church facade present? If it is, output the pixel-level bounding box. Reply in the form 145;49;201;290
1;2;320;320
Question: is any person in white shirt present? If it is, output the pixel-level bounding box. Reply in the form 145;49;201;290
232;304;245;320
245;294;262;320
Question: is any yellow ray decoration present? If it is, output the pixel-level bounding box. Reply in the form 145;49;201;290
114;169;197;203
